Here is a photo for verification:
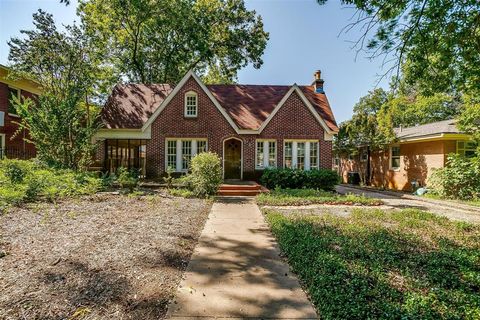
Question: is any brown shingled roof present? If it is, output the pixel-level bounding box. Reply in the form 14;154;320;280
101;82;338;132
101;83;174;129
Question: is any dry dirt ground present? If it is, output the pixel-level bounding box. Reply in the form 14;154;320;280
0;192;211;320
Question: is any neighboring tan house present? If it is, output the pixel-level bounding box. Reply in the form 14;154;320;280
336;119;475;191
94;70;339;179
0;65;42;159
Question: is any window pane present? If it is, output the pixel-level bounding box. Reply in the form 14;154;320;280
391;157;400;169
182;140;192;170
167;140;177;170
268;141;276;167
297;142;305;170
185;94;197;116
310;142;318;169
256;141;264;168
284;142;292;168
391;146;400;157
197;140;207;153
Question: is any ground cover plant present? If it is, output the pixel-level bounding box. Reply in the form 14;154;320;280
0;192;211;319
265;208;480;319
257;188;382;206
0;159;103;211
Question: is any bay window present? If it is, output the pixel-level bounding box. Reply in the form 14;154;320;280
283;140;320;170
255;140;277;169
165;138;207;172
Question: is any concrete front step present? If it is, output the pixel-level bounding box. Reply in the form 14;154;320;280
217;189;262;196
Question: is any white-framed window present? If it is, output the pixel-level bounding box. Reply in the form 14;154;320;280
390;145;401;170
333;155;340;167
165;138;207;172
255;140;277;170
457;140;477;158
184;91;198;117
283;140;320;170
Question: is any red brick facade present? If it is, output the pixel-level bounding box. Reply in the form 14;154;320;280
143;76;333;178
0;82;37;158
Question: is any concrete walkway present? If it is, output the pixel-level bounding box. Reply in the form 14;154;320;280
336;185;480;223
167;197;317;319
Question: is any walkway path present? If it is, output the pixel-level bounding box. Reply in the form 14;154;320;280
336;185;480;223
167;197;317;319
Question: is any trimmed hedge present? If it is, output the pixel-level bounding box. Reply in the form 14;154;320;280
260;167;340;191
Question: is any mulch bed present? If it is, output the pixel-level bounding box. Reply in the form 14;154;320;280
0;192;211;319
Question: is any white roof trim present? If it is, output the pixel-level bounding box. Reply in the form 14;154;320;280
142;70;241;133
141;70;337;135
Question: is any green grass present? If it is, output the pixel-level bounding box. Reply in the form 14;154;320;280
424;193;480;208
256;188;383;206
167;188;196;198
265;209;480;319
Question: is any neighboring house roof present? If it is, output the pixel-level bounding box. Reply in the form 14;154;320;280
101;76;338;132
394;119;462;141
0;64;42;95
102;83;174;129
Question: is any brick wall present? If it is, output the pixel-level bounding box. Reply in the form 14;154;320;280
340;140;451;191
143;76;334;178
0;82;37;158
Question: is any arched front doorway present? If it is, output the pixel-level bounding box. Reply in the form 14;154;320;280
223;138;243;180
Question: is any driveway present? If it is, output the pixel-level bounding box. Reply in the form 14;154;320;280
167;197;317;319
336;185;480;223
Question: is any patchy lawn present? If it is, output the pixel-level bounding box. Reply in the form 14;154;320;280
0;192;211;319
264;208;480;319
257;188;383;206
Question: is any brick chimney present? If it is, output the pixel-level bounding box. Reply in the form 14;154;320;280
313;70;324;93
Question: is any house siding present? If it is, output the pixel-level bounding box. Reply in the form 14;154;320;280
0;82;37;158
141;76;333;178
339;140;454;191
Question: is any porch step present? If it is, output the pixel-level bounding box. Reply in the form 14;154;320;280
217;181;267;196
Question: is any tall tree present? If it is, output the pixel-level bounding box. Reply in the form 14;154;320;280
78;0;269;84
317;0;480;95
8;10;112;169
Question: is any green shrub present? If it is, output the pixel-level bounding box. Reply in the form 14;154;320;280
261;167;340;190
167;188;195;198
429;154;480;199
188;152;222;197
116;167;139;192
0;159;103;210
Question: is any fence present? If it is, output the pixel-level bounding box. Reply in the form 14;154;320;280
0;147;36;160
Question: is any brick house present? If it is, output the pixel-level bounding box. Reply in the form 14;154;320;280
94;70;338;179
336;120;475;191
0;65;41;159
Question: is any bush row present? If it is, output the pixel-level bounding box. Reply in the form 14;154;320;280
0;159;104;211
261;167;340;191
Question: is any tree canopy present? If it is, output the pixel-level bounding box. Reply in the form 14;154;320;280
78;0;269;84
318;0;480;95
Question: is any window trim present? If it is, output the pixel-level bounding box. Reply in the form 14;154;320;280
184;91;198;118
165;138;208;172
283;139;319;170
360;149;368;162
255;139;277;170
456;140;477;158
0;133;5;159
389;145;401;171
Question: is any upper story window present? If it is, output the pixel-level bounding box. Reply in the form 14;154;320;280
390;145;401;170
8;87;20;116
184;91;198;117
255;140;277;170
284;140;319;170
457;140;477;158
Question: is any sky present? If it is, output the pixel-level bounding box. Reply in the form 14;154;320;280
0;0;390;123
